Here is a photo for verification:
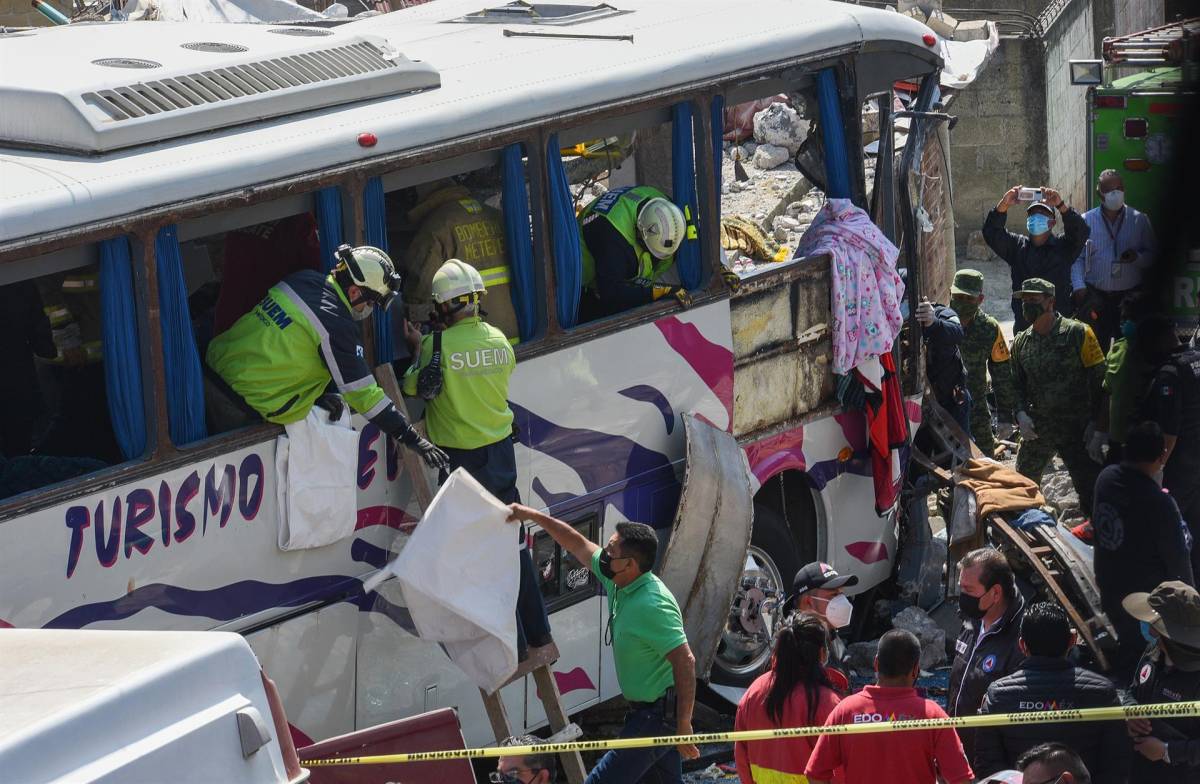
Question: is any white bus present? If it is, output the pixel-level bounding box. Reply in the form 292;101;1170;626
0;0;949;752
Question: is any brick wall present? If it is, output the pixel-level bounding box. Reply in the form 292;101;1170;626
949;37;1050;247
1;0;55;28
1043;0;1095;211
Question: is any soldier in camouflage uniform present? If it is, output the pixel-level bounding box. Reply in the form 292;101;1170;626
1011;278;1107;515
950;269;1016;457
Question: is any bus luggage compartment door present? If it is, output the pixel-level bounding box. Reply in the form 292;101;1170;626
657;413;754;680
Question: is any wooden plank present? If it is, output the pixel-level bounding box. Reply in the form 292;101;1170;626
374;362;436;511
479;689;513;747
531;666;588;784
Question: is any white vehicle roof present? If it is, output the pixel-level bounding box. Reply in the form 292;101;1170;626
0;0;936;245
0;629;292;783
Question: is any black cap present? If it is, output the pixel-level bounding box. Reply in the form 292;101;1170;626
793;561;859;594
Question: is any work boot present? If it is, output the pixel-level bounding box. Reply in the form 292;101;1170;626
1070;520;1094;543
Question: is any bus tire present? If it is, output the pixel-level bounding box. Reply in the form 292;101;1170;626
710;501;799;687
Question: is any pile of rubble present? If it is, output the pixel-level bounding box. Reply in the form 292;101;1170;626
893;0;991;43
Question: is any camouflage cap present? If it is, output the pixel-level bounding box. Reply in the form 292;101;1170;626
1123;581;1200;648
1014;278;1055;297
951;269;985;297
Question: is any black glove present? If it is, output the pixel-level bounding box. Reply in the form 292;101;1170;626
314;393;346;423
399;427;450;471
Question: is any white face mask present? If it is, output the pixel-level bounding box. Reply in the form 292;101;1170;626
351;301;374;322
822;594;854;629
1102;189;1125;211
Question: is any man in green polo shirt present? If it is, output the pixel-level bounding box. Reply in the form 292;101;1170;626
506;503;698;783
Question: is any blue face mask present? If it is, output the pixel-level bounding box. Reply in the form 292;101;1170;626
1121;320;1137;340
1140;621;1156;644
1026;214;1052;236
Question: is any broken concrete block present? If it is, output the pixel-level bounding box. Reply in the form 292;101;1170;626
752;143;790;170
954;19;990;41
902;6;927;25
964;230;998;262
845;640;880;675
925;9;958;39
753;103;810;154
892;606;948;669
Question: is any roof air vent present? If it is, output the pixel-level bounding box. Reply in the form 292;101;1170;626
452;1;626;26
181;42;249;53
92;57;162;69
268;27;334;37
0;28;441;154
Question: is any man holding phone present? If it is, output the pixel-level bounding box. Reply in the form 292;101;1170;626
982;185;1089;332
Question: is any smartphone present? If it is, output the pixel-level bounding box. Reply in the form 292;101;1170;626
1017;187;1043;202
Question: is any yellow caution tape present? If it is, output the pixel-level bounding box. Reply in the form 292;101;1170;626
303;700;1200;767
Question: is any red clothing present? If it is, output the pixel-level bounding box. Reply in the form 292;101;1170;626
734;671;842;784
804;685;973;784
859;351;907;514
213;214;321;335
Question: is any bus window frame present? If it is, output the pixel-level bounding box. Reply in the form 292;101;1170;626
0;43;940;518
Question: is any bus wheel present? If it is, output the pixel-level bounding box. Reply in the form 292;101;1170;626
710;502;798;686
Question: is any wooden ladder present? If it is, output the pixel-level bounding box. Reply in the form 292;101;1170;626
480;642;588;784
377;365;586;783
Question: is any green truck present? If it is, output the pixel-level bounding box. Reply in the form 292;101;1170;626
1074;18;1198;330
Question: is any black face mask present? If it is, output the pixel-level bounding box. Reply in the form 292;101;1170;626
598;551;620;580
958;591;987;621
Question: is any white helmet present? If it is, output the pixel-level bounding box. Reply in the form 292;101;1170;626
636;198;687;260
431;259;484;304
334;244;402;308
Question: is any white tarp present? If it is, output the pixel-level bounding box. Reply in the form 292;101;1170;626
365;468;520;694
119;0;326;23
938;22;1000;88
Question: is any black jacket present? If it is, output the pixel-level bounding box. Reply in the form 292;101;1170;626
949;595;1026;760
1125;644;1200;784
974;656;1131;783
922;303;968;407
981;206;1089;331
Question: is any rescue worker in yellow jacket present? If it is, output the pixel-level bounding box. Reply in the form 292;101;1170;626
402;259;552;659
578;186;691;319
404;182;520;342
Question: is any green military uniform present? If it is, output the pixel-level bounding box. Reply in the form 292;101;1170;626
402;315;515;450
405;185;520;343
1103;336;1152;446
1011;278;1106;514
951;270;1016;456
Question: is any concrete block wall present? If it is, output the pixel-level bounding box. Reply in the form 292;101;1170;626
1043;0;1095;211
1;0;54;27
949;37;1049;247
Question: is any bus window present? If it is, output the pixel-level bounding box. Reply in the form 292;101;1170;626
532;513;597;612
378;151;537;348
0;246;131;500
718;88;823;275
555;106;707;325
177;201;323;437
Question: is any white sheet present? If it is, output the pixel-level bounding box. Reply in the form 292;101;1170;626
367;467;519;694
275;406;359;551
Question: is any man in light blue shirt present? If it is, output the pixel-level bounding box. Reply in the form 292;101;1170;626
1070;169;1156;350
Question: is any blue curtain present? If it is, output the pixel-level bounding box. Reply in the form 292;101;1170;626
671;103;702;291
711;95;725;223
502;143;537;341
100;236;147;461
315;186;343;272
363;177;394;364
546;132;582;328
155;227;208;445
816;68;852;199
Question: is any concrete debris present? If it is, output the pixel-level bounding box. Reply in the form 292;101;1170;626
1040;465;1080;514
773;215;801;231
954;19;991;41
589;182;608;197
901;6;927;24
925;9;959;39
891;606;948;669
773;226;789;243
752;143;791;171
845;640;880;675
752;103;809;154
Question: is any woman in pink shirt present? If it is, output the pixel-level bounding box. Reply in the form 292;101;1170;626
734;612;844;784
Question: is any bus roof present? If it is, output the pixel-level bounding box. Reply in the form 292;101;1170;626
0;0;936;246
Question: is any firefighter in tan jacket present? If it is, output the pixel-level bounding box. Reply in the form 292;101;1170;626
404;182;520;342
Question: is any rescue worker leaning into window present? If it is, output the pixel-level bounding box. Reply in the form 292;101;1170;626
578;185;692;319
403;179;521;343
402;259;552;660
205;245;449;471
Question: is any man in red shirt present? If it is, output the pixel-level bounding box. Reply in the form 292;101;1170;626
805;630;974;784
